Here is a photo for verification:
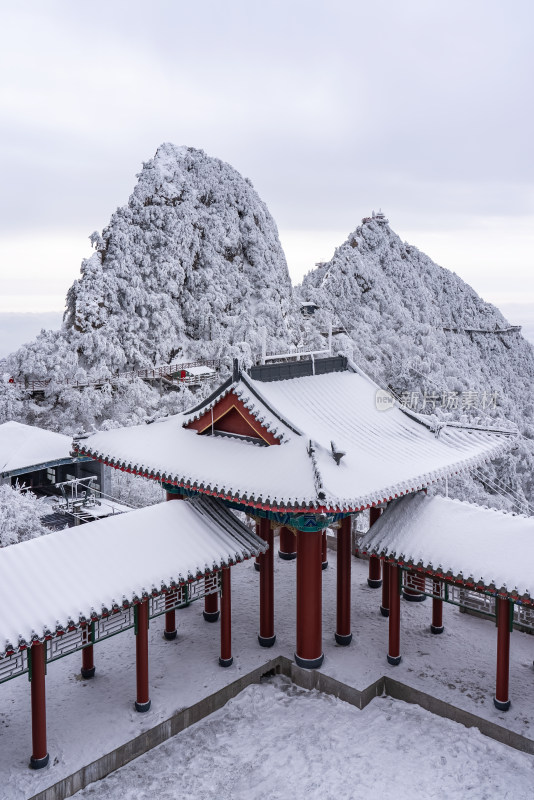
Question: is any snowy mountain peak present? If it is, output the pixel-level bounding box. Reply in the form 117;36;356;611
11;144;299;382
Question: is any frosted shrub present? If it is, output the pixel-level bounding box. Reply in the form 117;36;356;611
0;484;51;547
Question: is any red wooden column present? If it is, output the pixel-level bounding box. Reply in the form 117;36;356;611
219;566;233;667
431;579;444;634
380;561;390;617
81;643;95;678
387;564;402;665
322;530;328;570
368;507;382;587
29;641;49;769
295;528;324;668
135;599;151;712
335;517;352;645
164;491;181;639
258;518;276;647
279;526;297;560
494;597;512;711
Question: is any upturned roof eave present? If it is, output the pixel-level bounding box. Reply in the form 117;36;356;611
72;434;508;517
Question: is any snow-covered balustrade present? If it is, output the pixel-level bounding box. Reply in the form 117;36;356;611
0;495;266;675
360;493;534;711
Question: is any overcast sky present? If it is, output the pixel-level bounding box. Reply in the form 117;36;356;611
1;0;533;321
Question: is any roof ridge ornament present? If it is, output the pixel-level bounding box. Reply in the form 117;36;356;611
330;440;346;465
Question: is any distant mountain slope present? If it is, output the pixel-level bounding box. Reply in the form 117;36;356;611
8;144;298;380
299;212;534;510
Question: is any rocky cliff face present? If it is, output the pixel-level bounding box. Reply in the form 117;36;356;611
299;212;534;510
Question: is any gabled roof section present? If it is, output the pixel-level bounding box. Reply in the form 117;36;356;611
360;493;534;603
182;373;300;444
0;421;83;478
0;496;266;658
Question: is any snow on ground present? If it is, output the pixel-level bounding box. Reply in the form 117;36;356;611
73;677;534;800
1;548;533;799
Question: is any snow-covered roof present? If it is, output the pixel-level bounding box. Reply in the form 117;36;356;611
75;364;512;513
0;496;265;657
183;365;216;376
360;493;534;601
0;421;79;477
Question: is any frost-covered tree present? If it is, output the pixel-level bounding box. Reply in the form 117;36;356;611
7;143;299;383
298;214;534;510
0;484;52;547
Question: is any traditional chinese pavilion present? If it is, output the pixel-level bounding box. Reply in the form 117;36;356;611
74;355;512;667
0;355;520;770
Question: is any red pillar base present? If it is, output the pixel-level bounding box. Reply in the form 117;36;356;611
30;754;49;770
164;609;177;640
203;591;220;623
81;645;95;679
387;653;402;666
493;697;511;711
80;667;95;678
334;632;352;646
430;623;444;635
403;588;426;602
279;526;297;560
135;699;151;712
295;652;324;669
258;634;276;647
254;556;261;572
403;571;426;602
368;554;382;588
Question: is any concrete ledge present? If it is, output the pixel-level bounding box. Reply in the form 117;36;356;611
28;656;282;800
27;657;534;800
384;677;534;756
